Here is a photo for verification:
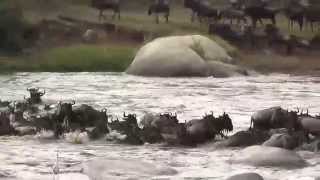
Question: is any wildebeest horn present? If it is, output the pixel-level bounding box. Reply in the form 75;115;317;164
40;90;45;96
71;100;75;105
123;112;127;117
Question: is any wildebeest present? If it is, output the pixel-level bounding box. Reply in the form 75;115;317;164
185;112;233;144
250;107;299;131
148;0;170;24
184;0;221;23
220;8;247;24
54;101;75;136
91;0;120;21
244;6;280;27
25;87;45;104
305;8;320;32
284;7;305;31
108;112;143;145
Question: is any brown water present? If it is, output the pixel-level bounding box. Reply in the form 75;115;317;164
0;72;319;180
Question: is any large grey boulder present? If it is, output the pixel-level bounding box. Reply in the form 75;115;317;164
126;35;248;77
263;133;300;150
83;158;178;179
233;145;307;168
226;173;264;180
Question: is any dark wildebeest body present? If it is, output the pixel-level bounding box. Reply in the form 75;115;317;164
244;7;279;28
185;112;233;144
184;0;221;23
91;0;120;21
220;8;247;24
305;8;320;32
148;0;170;24
285;7;305;31
250;107;298;131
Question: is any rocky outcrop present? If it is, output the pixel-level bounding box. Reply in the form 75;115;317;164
126;35;248;77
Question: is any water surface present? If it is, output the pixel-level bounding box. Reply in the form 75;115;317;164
0;72;319;180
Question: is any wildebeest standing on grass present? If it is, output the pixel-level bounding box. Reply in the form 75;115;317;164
184;0;221;23
148;0;170;24
91;0;121;21
220;8;247;25
244;6;280;28
305;8;320;32
284;0;307;31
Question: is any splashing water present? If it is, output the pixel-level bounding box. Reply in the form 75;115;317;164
0;72;319;180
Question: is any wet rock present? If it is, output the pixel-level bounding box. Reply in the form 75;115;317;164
82;29;98;43
233;145;307;168
83;158;178;179
126;35;248;77
215;130;269;147
297;140;320;152
226;173;264;180
298;116;320;135
263;133;301;150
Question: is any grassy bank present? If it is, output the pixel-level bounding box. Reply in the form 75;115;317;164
0;44;136;72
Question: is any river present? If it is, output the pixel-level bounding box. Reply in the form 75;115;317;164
0;72;319;180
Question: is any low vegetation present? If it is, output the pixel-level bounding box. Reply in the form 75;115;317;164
0;45;136;72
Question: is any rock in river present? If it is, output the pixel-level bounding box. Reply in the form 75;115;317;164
126;35;248;77
233;145;307;168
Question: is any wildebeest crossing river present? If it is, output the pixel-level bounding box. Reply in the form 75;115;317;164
0;72;319;180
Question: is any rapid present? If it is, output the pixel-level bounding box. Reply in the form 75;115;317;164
0;72;319;180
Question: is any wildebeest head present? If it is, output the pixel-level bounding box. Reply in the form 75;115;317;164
56;101;75;118
218;112;233;132
123;112;137;125
204;112;233;133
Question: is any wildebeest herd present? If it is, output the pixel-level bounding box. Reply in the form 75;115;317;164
90;0;320;31
0;88;320;152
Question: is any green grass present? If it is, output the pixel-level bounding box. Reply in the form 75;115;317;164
0;44;137;72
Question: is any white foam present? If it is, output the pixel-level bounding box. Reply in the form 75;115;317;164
64;131;89;144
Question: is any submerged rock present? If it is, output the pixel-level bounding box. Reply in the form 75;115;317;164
126;35;248;77
233;145;307;168
215;130;269;147
226;173;264;180
83;158;178;179
263;132;304;150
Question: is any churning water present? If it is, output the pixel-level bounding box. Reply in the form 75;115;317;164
0;72;319;180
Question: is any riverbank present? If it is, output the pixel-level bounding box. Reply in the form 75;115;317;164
0;1;320;75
